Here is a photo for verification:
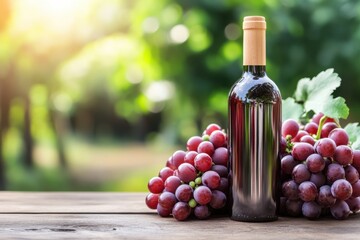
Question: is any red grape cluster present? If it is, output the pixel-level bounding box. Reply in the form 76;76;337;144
280;112;360;220
146;124;229;221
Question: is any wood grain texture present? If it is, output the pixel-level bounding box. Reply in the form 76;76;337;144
0;214;359;240
0;192;150;213
0;192;359;239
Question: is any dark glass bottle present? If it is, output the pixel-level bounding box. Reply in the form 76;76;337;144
228;16;282;222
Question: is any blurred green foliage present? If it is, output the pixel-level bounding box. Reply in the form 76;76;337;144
1;0;360;191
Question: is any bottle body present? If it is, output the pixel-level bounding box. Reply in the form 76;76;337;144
229;66;281;222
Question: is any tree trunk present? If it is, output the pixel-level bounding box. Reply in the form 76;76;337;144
0;76;10;189
23;96;34;168
0;64;13;189
49;109;67;168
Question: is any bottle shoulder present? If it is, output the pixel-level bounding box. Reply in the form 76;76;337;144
229;72;281;103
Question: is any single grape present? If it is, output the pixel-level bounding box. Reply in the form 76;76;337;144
328;128;349;146
321;122;338;138
175;184;193;202
158;191;177;209
292;142;315;161
300;135;316;146
188;198;197;208
193;186;212;205
326;163;345;184
334;145;353;166
145;193;159;209
353;150;360;173
217;177;229;194
205;123;222;136
166;156;176;170
304;122;318;135
209;130;227;148
312;112;323;124
202;134;210;141
280;137;287;154
197;141;215;156
172;150;186;169
212;147;228;166
312;112;330;124
345;165;359;184
187;136;203;151
310;172;326;188
306;153;325;173
172;202;191;221
195;177;202;185
164;176;181;193
298;181;318;202
292;130;309;143
282;119;299;139
281;155;298;175
211;165;228;178
292;164;311;184
352;180;360;198
331;179;353;201
330;200;351;220
194;205;211;220
317;185;336;207
285;199;303;217
177;163;197;183
346;197;360;213
148;177;164;194
316;138;336;158
223;133;228;148
159;167;174;181
282;180;299;200
194;153;213;172
202;171;221;190
184;151;198;166
210;190;227;209
156;204;172;217
302;201;321;219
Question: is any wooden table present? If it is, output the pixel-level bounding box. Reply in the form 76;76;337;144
0;192;359;239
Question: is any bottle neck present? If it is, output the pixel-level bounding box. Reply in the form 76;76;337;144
243;66;266;77
243;19;266;66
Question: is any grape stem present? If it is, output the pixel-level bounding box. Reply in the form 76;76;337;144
315;115;341;140
315;116;327;140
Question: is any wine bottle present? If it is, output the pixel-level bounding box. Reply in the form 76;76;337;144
228;16;282;222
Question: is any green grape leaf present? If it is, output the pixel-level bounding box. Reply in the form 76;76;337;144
306;68;341;103
293;77;310;102
282;97;304;121
305;96;349;120
344;123;360;150
321;96;349;119
301;69;349;119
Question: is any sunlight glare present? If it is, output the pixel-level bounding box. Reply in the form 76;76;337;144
145;81;175;102
169;24;189;44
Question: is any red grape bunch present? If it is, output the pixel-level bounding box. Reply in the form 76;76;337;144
145;123;229;221
280;112;360;220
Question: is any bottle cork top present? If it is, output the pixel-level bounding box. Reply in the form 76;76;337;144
243;16;266;30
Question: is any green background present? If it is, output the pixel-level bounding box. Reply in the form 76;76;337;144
0;0;359;191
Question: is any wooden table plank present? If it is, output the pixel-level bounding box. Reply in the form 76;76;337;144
0;192;360;239
0;192;150;213
0;213;359;240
